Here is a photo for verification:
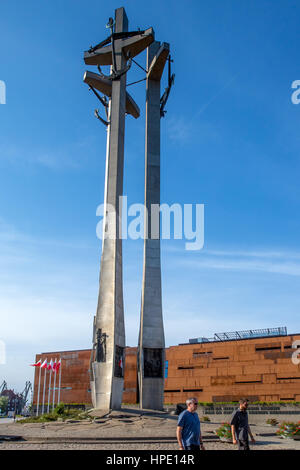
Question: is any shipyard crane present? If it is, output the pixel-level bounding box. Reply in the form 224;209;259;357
0;380;7;395
20;381;32;410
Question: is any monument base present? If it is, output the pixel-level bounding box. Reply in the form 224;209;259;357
91;362;124;410
139;376;164;411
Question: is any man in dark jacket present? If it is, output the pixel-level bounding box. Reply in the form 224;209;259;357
231;398;255;450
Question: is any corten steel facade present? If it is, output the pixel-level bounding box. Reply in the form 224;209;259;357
33;350;91;406
33;334;300;406
32;348;138;407
164;333;300;403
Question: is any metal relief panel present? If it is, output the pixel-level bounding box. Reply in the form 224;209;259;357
114;345;124;378
144;348;163;378
96;329;107;362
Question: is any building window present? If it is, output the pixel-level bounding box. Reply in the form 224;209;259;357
213;357;230;361
165;360;168;379
235;380;262;384
193;351;212;357
277;377;300;381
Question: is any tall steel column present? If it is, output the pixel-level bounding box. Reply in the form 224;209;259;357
84;7;154;411
138;42;170;410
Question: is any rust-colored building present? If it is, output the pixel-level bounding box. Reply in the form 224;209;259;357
33;328;300;406
165;330;300;403
32;347;138;408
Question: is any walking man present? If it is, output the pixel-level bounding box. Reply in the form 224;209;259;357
231;398;256;450
177;398;205;450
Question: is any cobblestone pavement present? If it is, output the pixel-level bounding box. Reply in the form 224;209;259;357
0;411;299;451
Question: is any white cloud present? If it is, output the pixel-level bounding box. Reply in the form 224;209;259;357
0;134;100;171
164;243;300;277
166;116;193;143
205;248;300;259
180;250;300;277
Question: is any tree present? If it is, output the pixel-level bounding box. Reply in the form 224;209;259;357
0;396;9;414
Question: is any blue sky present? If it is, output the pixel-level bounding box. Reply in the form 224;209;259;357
1;0;300;392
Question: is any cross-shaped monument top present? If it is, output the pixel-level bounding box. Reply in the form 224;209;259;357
84;7;154;66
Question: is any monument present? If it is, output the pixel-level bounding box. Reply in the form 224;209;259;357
83;7;173;411
83;7;154;411
138;42;174;410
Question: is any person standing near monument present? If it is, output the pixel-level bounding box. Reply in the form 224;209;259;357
176;398;205;450
231;398;256;450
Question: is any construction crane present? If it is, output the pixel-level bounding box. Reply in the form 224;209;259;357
0;381;7;395
20;381;32;411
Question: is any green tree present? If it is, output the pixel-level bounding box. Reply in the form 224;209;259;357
0;396;9;414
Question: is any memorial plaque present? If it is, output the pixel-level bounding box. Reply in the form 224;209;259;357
114;345;124;378
96;329;107;363
144;348;163;378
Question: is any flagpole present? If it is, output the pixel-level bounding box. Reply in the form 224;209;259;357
36;364;42;417
58;359;62;404
42;359;47;415
52;358;57;411
47;359;52;413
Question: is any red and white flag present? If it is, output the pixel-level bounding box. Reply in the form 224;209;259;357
30;359;42;367
47;359;54;371
119;357;123;369
41;359;48;369
52;358;57;372
56;359;61;372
